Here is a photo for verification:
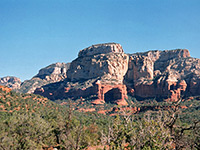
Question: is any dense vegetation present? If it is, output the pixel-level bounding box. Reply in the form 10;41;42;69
0;88;199;149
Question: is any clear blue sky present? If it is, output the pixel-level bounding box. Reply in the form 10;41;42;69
0;0;200;81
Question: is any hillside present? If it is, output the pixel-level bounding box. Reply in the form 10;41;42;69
0;85;199;149
0;86;114;149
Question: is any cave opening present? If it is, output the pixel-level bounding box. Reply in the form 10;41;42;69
170;84;175;90
104;88;122;103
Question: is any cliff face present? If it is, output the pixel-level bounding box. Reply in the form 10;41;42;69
35;62;69;80
68;51;129;83
28;43;200;104
35;43;129;105
125;49;193;101
18;62;70;93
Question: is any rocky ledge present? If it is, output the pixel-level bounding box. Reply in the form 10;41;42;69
78;43;124;57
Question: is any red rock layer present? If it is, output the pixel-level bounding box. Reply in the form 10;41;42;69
35;48;200;103
95;81;128;105
35;81;128;105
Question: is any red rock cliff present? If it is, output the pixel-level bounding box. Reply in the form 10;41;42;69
34;45;200;103
35;43;129;105
125;49;200;101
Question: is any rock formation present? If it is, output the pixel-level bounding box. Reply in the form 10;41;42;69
35;43;129;105
124;49;197;101
18;43;200;104
0;76;21;90
18;62;70;93
78;43;123;57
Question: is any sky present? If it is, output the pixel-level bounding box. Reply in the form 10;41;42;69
0;0;200;81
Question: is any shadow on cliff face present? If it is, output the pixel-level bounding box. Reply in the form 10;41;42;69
104;88;122;103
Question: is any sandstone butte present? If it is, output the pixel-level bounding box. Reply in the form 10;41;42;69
1;43;200;105
32;43;200;105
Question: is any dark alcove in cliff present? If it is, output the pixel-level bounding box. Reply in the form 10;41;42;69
104;88;122;103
